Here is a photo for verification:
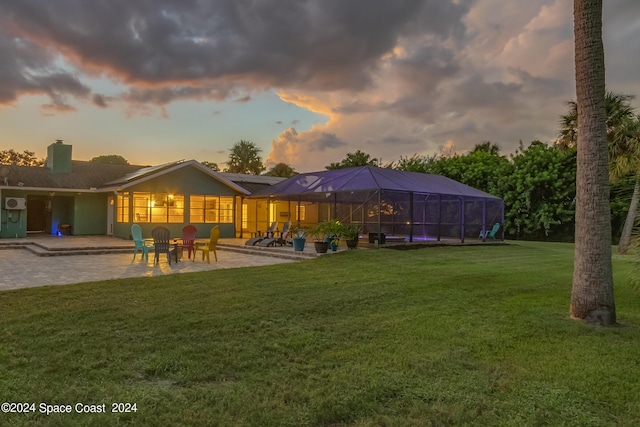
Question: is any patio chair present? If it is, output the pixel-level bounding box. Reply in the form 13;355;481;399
131;224;154;261
151;226;177;265
258;220;291;247
479;223;500;240
178;224;197;259
277;220;293;246
245;221;278;246
193;225;220;263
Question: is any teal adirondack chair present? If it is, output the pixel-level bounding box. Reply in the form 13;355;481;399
132;224;154;261
479;223;500;240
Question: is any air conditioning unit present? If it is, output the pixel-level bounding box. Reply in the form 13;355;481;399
5;197;26;210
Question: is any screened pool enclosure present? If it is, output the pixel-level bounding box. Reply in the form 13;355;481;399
244;166;504;243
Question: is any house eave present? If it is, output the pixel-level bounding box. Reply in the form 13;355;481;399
0;185;105;193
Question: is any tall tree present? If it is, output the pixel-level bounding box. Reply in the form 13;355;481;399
0;149;44;166
90;154;129;165
225;140;265;174
557;92;635;150
558;93;638;252
471;141;501;156
264;162;297;178
326;150;379;170
201;161;220;171
571;0;615;324
610;116;640;253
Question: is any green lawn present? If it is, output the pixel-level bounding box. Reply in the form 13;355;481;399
1;241;639;426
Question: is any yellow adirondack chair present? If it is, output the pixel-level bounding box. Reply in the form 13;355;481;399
194;226;220;263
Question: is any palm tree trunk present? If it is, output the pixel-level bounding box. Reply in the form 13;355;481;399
617;176;640;254
570;0;616;325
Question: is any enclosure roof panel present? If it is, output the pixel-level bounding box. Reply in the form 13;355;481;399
249;166;501;199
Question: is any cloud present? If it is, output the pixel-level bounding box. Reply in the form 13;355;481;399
603;0;640;93
1;0;639;169
93;93;109;108
0;0;471;106
268;127;347;170
0;31;91;109
41;101;77;115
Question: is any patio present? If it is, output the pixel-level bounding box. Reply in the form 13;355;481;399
0;235;300;291
0;234;504;291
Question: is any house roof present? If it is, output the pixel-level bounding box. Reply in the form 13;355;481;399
0;160;263;195
0;161;145;191
250;166;502;199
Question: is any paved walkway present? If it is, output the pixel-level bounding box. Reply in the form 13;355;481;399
0;236;299;291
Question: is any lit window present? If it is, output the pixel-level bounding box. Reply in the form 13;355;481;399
133;192;150;223
190;195;226;223
117;192;129;222
269;202;276;223
190;195;205;223
220;197;233;223
133;192;184;223
168;194;184;223
296;205;306;221
206;197;219;223
242;204;248;229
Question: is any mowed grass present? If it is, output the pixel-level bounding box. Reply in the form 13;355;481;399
1;241;639;426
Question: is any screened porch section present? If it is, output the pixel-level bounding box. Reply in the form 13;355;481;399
245;166;504;243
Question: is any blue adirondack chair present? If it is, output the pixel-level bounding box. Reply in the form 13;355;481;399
131;224;154;261
479;223;500;240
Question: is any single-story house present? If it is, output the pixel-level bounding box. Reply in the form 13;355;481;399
0;141;284;239
1;141;503;243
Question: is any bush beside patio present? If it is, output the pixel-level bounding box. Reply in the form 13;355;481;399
0;241;639;425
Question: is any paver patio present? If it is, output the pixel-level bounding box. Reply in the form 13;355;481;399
0;235;302;291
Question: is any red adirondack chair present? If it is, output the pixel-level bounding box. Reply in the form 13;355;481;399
179;224;198;259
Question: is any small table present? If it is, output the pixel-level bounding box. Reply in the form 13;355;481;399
171;240;183;262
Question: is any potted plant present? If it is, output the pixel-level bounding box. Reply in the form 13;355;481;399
290;223;307;252
342;223;361;249
324;219;343;251
309;223;329;253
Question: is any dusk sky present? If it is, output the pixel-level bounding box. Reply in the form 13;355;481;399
1;0;639;172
